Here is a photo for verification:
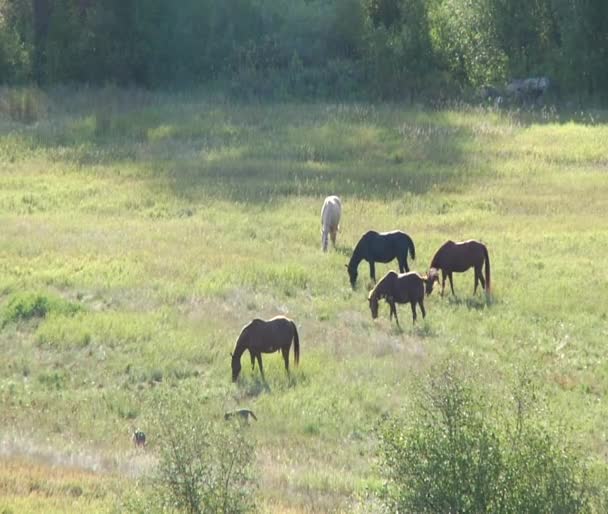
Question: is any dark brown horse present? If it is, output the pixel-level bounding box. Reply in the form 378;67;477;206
231;316;300;382
346;230;416;288
368;270;429;326
427;240;491;297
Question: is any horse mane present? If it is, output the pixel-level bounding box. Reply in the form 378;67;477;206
368;270;397;301
233;320;259;358
429;240;454;268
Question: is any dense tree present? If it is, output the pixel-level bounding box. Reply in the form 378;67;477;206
0;0;606;102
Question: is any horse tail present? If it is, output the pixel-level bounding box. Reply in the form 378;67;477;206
408;235;416;261
483;244;491;292
292;322;300;366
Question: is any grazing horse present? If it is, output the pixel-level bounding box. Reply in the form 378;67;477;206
427;240;491;297
231;316;300;382
346;230;416;288
321;195;342;252
368;270;428;326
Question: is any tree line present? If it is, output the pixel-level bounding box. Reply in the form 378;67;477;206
1;0;607;102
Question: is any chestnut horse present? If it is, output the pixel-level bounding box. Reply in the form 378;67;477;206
231;316;300;382
368;270;429;326
427;240;491;297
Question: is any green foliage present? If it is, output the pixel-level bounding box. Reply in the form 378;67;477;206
429;0;507;88
362;0;436;100
377;365;590;513
153;393;257;514
1;291;81;326
0;86;47;123
1;0;608;101
0;20;28;83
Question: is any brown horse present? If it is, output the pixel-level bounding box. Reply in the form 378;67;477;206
231;316;300;382
427;240;491;297
368;270;429;326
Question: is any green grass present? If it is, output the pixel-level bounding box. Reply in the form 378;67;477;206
0;87;607;512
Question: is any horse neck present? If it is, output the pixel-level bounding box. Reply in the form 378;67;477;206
370;277;389;299
349;242;365;268
233;331;249;359
430;248;443;269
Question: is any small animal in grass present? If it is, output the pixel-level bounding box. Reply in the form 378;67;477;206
320;195;342;252
224;409;258;423
132;429;146;448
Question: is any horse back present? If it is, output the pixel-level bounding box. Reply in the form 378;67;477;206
394;272;424;302
433;240;485;272
247;316;294;352
321;196;341;226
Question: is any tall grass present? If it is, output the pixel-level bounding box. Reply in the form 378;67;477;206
0;87;607;512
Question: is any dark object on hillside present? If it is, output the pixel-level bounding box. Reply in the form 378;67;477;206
231;316;300;382
132;429;146;448
225;409;258;423
427;240;491;297
346;230;416;288
368;271;433;326
478;84;501;102
478;77;552;106
506;77;551;104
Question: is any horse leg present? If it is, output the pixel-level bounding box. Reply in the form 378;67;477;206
398;257;405;274
419;299;426;319
369;261;376;283
250;351;256;370
448;273;456;297
410;302;417;324
256;354;266;382
389;299;396;321
281;346;290;375
393;302;401;328
330;227;337;247
441;271;447;297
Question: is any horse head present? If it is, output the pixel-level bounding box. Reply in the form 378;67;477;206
425;268;439;296
367;291;379;319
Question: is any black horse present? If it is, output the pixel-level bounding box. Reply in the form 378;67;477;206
346;230;416;288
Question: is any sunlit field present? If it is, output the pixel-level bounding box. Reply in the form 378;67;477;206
1;87;607;512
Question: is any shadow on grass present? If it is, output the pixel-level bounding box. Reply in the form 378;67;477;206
236;369;306;397
237;375;270;398
13;90;493;204
446;294;494;310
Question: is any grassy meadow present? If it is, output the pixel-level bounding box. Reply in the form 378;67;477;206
0;87;607;512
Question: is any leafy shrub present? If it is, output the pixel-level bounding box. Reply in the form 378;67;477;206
152;393;257;514
1;291;81;327
377;364;590;513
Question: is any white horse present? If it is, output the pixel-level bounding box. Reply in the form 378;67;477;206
320;195;342;252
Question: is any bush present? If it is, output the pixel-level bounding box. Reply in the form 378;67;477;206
377;364;590;513
152;393;257;514
1;291;81;327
